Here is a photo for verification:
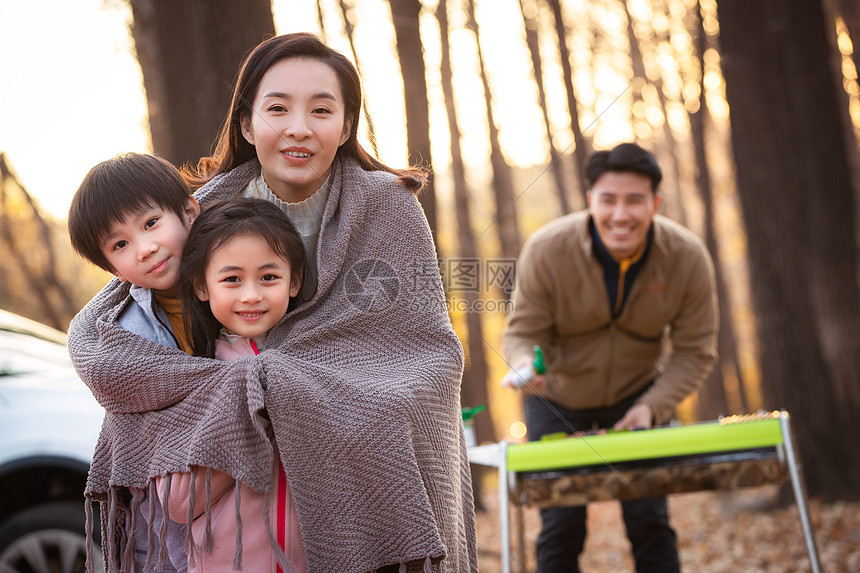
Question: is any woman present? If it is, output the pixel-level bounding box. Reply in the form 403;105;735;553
69;33;477;573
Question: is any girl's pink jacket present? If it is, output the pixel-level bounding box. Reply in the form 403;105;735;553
156;335;306;573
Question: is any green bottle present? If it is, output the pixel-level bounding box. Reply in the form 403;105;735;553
510;345;546;388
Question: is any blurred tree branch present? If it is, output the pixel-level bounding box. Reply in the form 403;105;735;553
0;154;79;329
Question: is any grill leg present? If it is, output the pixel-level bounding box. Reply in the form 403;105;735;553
499;441;511;573
514;501;526;573
780;413;821;573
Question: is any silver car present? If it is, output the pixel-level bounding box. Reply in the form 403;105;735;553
0;309;105;572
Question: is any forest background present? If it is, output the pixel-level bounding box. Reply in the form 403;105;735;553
1;0;859;568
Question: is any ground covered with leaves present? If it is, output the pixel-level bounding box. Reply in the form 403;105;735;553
475;485;860;572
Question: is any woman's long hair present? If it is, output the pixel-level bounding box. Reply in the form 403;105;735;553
180;198;307;358
183;32;426;194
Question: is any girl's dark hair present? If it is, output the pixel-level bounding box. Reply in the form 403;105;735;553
69;153;192;272
183;32;426;194
180;198;306;358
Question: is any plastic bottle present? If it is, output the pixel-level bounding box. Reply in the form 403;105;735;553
461;405;486;448
508;346;546;388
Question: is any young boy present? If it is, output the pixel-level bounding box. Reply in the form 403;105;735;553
68;152;198;572
69;152;199;354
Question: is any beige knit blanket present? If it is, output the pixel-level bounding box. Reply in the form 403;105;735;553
68;157;478;573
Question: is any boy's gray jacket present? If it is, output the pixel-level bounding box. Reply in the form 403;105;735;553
68;156;477;573
119;285;178;349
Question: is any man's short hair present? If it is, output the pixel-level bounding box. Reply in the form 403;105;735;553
585;143;663;191
68;153;191;272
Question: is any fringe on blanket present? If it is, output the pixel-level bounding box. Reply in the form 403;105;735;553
203;468;214;554
84;497;95;573
233;479;243;570
122;488;142;567
186;467;197;567
156;474;172;571
86;471;297;573
107;487;118;569
386;555;436;573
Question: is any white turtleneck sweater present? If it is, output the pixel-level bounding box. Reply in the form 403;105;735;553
243;172;330;301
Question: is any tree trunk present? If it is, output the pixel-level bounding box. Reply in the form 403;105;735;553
824;0;860;204
622;0;687;226
464;0;522;264
835;0;860;87
129;0;275;169
546;0;591;201
687;3;744;420
390;0;438;240
719;0;860;500
337;0;380;158
0;155;77;330
316;0;327;39
437;0;495;509
518;0;571;216
437;0;493;442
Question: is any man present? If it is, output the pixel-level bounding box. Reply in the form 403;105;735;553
501;143;718;572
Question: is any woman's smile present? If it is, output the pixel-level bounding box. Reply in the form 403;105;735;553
241;57;352;204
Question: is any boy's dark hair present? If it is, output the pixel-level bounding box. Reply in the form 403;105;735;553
180;198;307;358
68;153;192;272
585;143;663;192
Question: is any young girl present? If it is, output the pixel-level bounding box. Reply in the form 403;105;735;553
180;197;305;359
158;198;306;573
72;33;477;573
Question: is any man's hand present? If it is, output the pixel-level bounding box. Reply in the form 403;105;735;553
501;357;547;395
613;403;653;430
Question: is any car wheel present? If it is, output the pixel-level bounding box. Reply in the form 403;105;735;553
0;500;104;573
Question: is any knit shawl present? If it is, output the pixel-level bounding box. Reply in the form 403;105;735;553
68;157;478;573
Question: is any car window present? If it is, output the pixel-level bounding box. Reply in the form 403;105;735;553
0;329;73;377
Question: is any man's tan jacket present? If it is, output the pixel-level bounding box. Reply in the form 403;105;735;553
502;211;718;424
